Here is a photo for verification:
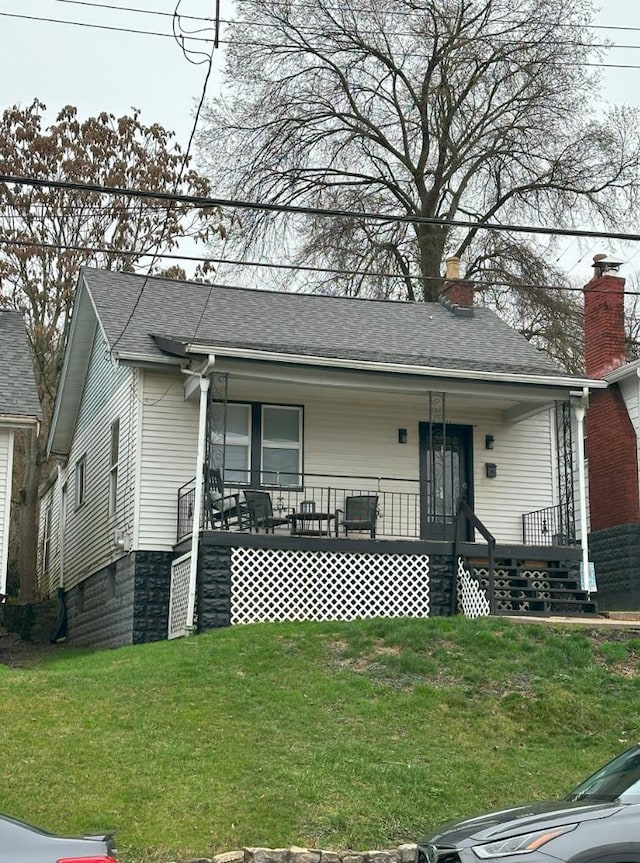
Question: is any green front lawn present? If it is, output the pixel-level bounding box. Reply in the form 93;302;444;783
0;616;638;862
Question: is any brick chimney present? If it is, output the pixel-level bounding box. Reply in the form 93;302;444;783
583;254;640;530
584;253;627;378
439;256;474;316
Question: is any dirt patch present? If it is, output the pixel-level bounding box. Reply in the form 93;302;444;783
0;627;65;668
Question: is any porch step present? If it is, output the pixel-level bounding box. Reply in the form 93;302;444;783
470;557;598;618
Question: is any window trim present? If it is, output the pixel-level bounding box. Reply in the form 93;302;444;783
109;418;120;517
42;505;52;574
215;401;304;488
75;454;87;510
260;404;303;487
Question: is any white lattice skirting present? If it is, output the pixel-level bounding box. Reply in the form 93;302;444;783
457;556;491;619
230;547;431;625
168;552;191;638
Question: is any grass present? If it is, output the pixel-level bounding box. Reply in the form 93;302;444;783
0;616;639;863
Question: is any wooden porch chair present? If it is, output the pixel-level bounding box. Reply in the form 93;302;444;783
206;469;243;529
243;489;290;533
337;495;378;539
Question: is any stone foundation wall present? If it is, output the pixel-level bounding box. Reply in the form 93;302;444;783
64;551;173;648
589;524;640;610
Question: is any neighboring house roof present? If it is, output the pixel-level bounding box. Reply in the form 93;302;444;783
0;310;41;423
81;267;564;377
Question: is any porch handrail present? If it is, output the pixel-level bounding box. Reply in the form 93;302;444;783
453;498;496;615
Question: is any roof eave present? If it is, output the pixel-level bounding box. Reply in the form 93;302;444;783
184;342;606;390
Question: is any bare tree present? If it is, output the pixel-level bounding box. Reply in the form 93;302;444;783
0;100;223;600
199;0;640;359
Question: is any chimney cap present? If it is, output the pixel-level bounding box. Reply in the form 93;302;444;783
592;253;624;274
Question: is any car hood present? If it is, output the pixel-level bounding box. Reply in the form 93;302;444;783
422;799;621;845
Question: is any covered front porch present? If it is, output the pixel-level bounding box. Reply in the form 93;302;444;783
167;358;599;638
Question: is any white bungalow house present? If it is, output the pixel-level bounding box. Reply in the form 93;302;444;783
38;263;604;648
0;311;41;596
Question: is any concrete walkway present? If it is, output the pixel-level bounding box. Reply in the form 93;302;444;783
504;612;640;628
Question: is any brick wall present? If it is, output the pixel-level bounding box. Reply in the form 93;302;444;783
584;268;640;530
584;271;627;378
587;385;640;530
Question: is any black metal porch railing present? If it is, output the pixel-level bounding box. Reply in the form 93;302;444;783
177;478;196;540
522;503;575;546
177;473;420;542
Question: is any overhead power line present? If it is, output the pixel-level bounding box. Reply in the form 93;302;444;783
1;171;640;244
1;234;635;294
7;9;640;69
50;0;215;22
0;10;214;41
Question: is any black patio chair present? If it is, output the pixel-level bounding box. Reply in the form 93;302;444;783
337;494;378;539
205;468;243;529
243;489;291;533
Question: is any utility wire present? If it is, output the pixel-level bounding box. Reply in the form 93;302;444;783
7;10;640;68
109;3;217;351
230;0;640;34
2;171;640;244
0;10;214;41
0;235;636;294
50;0;215;22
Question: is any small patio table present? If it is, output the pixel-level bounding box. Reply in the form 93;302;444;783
287;511;336;537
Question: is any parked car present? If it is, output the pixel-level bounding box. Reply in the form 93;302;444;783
0;811;116;862
418;743;640;862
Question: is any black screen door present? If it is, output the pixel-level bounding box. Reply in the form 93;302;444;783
419;423;473;540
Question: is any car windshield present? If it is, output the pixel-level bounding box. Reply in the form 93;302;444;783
566;745;640;803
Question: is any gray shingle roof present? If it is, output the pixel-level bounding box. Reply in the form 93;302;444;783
82;268;564;377
0;311;41;419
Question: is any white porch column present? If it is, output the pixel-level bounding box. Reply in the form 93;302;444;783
572;391;590;591
186;374;211;633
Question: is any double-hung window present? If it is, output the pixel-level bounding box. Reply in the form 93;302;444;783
210;402;302;487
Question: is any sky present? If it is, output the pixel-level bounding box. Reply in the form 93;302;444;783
1;0;640;280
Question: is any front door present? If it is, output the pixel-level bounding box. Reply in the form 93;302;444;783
419;423;473;540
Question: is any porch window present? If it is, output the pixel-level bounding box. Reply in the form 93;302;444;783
210;402;302;487
261;406;302;486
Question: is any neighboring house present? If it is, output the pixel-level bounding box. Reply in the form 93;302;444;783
583;255;640;609
39;261;605;648
0;311;41;595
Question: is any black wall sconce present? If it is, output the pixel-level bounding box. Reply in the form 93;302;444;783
485;434;495;450
485;462;497;479
398;428;408;444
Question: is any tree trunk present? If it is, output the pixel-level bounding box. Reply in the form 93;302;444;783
18;429;41;602
415;223;448;301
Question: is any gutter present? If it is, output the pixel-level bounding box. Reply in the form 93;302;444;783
181;343;606;390
0;415;41;432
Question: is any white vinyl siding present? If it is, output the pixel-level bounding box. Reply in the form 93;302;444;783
618;374;640;483
49;329;137;590
137;369;199;550
37;482;57;596
0;429;14;593
226;379;555;545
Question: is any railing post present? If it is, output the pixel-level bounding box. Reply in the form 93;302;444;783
488;537;496;615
